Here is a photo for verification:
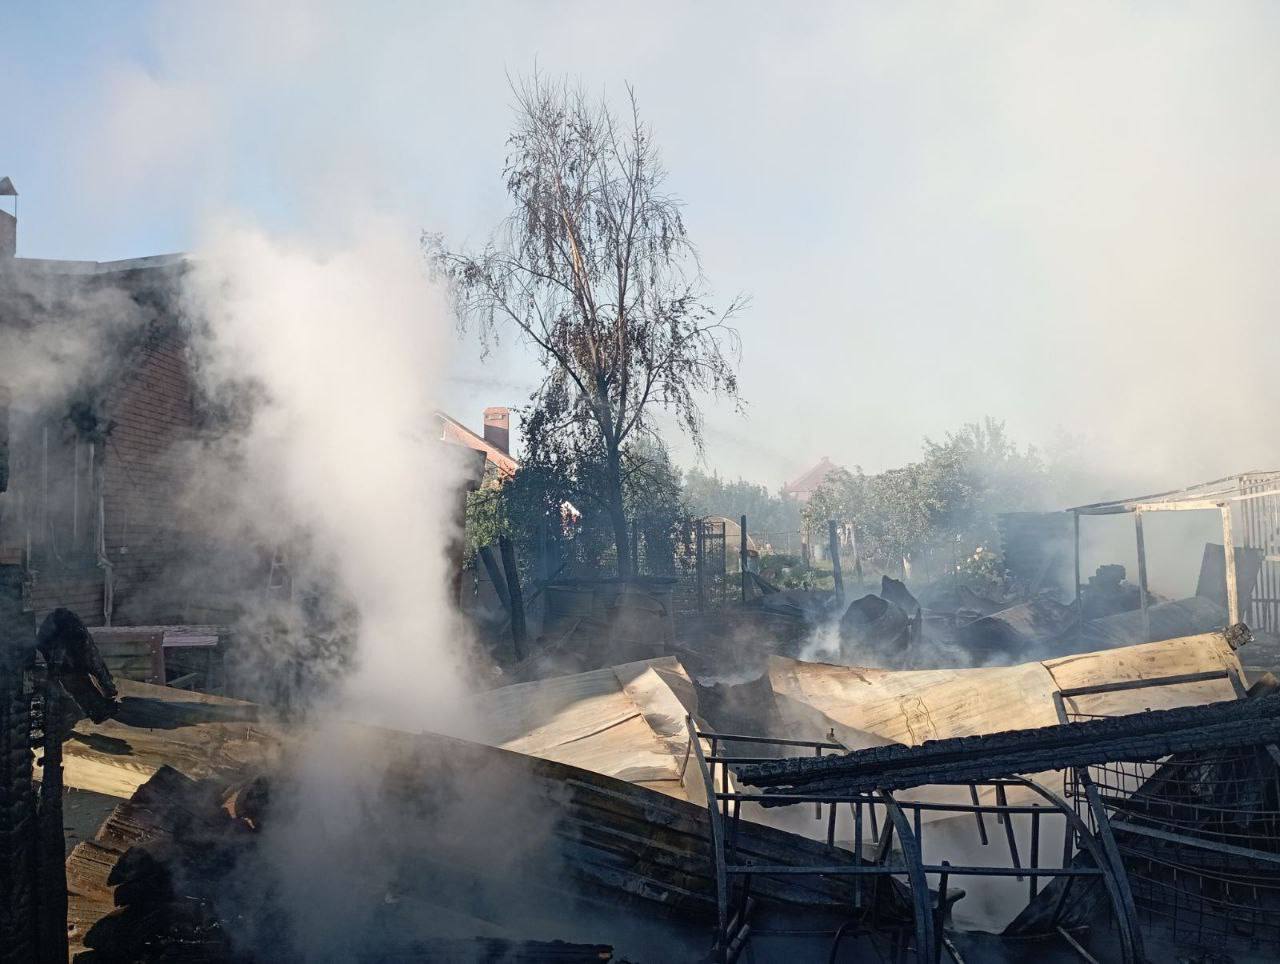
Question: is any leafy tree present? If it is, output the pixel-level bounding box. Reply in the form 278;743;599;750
683;468;802;545
432;75;743;578
464;425;688;582
802;418;1050;582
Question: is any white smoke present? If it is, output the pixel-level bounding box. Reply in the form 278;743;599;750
181;217;475;731
175;219;511;959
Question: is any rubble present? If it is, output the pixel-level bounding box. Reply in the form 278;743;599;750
837;593;911;661
954;594;1076;661
65;722;877;960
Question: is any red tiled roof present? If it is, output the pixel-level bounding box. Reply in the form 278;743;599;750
783;456;839;496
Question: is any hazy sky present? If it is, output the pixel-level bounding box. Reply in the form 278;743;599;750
6;2;1280;496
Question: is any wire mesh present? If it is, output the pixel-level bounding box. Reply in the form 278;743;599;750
1064;712;1280;951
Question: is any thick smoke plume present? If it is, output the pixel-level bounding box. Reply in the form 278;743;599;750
182;218;474;730
177;221;513;959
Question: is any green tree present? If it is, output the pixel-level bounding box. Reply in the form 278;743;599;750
683;468;802;541
802;418;1050;582
433;76;743;578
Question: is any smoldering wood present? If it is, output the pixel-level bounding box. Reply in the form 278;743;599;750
878;576;918;616
1072;595;1228;651
955;595;1076;661
838;594;909;661
38;608;119;724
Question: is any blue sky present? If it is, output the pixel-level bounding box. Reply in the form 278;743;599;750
7;2;1280;493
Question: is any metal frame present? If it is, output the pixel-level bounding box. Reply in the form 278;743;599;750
686;717;1139;963
1051;664;1280;958
1068;472;1280;639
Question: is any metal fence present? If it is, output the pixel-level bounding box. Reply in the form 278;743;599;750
1241;472;1280;635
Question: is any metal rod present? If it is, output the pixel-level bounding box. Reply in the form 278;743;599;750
686;716;729;951
1056;925;1101;964
694;731;845;749
1134;510;1150;643
1030;805;1041;901
1057;669;1231;698
934;861;950;964
1073;510;1082;641
969;784;988;845
814;744;822;819
740;514;748;604
853;801;863;908
996;784;1023;880
1109;819;1280;865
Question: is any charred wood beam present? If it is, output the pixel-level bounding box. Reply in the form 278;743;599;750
0;565;36;964
737;694;1280;799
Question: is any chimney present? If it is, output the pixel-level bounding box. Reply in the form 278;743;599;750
0;178;15;258
483;406;510;454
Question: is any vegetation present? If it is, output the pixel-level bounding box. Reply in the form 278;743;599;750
465;431;687;582
801;418;1049;585
682;468;802;546
432;75;742;578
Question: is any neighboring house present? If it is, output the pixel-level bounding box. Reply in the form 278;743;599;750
436;407;519;480
782;456;841;504
0;243;210;629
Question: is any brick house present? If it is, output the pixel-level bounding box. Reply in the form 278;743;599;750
782;456;841;504
0;248;211;630
436;406;519;480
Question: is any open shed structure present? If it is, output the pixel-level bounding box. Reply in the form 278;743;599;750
1068;471;1280;638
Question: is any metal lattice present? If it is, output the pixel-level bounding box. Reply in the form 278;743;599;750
1059;669;1280;956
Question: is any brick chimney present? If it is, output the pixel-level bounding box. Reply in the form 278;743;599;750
483;406;510;454
0;178;15;258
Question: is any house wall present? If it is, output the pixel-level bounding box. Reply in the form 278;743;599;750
100;328;197;625
20;328;200;627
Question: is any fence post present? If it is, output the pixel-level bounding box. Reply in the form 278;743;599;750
740;515;749;603
829;520;844;601
696;520;706;614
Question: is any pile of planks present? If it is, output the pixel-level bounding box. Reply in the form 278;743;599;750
64;706;882;959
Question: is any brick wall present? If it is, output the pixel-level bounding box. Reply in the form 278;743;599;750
100;329;197;626
22;327;199;626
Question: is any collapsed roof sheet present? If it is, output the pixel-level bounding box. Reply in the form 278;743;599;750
767;630;1244;751
469;656;709;803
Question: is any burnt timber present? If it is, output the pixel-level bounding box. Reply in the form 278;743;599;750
737;691;1280;798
